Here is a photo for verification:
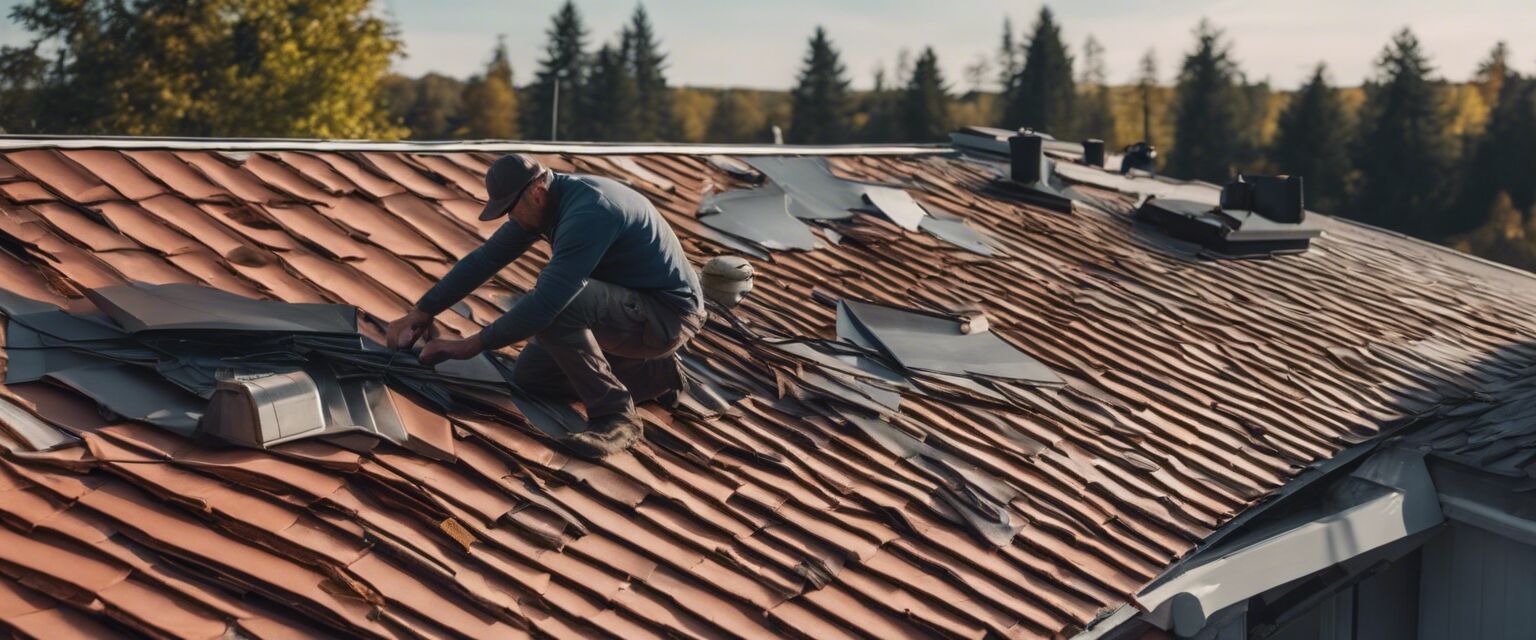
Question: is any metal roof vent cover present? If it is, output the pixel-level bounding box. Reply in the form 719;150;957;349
1006;133;1073;211
1137;173;1323;258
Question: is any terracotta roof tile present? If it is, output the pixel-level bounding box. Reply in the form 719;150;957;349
0;141;1534;638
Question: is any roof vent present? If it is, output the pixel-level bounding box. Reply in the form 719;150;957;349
1221;174;1304;224
1006;133;1073;211
1120;142;1157;175
1082;139;1106;168
1137;173;1323;257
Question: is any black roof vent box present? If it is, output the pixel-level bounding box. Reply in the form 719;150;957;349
1137;174;1323;257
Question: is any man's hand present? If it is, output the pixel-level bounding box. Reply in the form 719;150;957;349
386;309;432;350
419;335;485;366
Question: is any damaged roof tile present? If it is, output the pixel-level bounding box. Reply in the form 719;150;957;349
0;138;1534;639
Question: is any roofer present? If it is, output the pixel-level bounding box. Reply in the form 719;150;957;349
386;154;705;459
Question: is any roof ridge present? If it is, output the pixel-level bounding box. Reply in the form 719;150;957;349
0;134;952;156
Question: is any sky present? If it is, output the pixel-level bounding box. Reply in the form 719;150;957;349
2;0;1533;91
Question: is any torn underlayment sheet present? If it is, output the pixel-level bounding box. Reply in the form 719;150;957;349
698;183;823;251
0;281;731;453
696;156;993;255
837;298;1062;386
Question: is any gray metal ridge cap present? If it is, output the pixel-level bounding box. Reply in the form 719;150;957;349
0;134;954;156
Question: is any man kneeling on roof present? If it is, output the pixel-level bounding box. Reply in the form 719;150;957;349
387;154;706;459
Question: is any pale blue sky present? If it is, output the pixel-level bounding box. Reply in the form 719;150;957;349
3;0;1532;90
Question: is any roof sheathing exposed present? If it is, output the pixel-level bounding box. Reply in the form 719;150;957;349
0;137;1534;639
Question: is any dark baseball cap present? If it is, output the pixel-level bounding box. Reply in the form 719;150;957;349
478;154;547;221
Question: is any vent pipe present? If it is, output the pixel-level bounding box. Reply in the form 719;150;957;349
1221;174;1305;223
1008;134;1046;184
1082;139;1105;168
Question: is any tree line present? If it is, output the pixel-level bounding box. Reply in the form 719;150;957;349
1;1;1534;269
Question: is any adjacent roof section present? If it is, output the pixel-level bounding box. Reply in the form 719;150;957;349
0;136;1535;639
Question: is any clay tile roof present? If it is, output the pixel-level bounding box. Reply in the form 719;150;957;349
1;136;1535;639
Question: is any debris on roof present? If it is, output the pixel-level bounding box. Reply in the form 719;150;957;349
704;155;996;255
697;183;823;252
838;298;1062;386
0;138;1534;639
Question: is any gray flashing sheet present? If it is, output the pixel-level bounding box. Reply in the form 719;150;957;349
838;299;1060;385
860;186;928;232
918;216;995;256
745;156;872;220
698;185;823;252
1053;160;1224;205
1134;446;1444;633
44;363;203;435
85;282;356;334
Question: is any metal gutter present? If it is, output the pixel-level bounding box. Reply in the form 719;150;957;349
0;134;953;156
1131;447;1443;636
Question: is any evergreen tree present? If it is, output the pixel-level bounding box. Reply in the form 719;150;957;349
582;43;639;141
1474;42;1511;108
1458;74;1536;232
405;74;466;139
706;89;767;143
460;38;520;139
622;5;676;141
1270;64;1351;213
1352;29;1459;236
1135;49;1159;144
0;0;402;137
1076;35;1117;144
1167;20;1243;182
899;48;952;142
996;17;1021;101
522;1;588;141
860;66;902;143
788;27;853;144
1004;7;1074;135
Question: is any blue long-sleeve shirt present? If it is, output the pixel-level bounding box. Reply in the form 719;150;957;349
415;173;702;349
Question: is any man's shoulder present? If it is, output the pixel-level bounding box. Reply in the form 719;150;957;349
557;173;650;217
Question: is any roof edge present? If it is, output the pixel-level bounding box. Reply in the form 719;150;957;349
0;134;954;156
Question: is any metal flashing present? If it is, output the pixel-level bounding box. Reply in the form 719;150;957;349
1135;447;1443;633
0;134;952;156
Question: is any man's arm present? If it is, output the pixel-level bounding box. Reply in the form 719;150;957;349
415;220;537;316
477;208;621;350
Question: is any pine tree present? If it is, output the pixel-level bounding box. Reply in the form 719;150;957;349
860;66;902;143
996;17;1021;102
622;5;676;141
522;1;588;141
460;38;520;139
706;89;767;143
405;74;466;139
788;27;853;144
1135;49;1159;145
582;43;639;141
0;0;403;137
1352;29;1459;236
1458;74;1536;232
1076;35;1116;144
1004;7;1074;135
1270;64;1351;213
1474;42;1510;108
899;47;952;142
1167;20;1243;182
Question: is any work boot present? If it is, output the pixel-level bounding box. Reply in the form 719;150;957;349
561;411;642;459
656;355;690;410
